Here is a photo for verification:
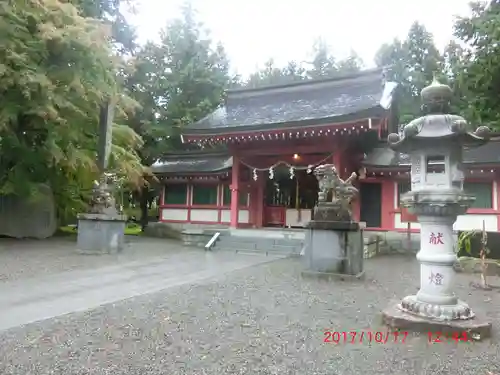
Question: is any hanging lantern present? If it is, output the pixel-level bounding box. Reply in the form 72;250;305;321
289;166;295;179
252;169;258;181
269;166;274;179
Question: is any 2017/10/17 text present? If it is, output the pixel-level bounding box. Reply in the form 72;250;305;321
323;331;408;344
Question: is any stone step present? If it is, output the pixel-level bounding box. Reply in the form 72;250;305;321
213;240;302;251
215;240;302;250
213;245;303;254
215;248;296;257
217;236;302;247
385;239;420;252
212;234;303;255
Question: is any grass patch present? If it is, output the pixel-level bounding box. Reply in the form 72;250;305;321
59;223;142;236
123;207;158;220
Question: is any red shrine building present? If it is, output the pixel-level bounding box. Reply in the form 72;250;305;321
152;68;500;233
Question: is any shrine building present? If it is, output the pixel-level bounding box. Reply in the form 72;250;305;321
152;68;500;233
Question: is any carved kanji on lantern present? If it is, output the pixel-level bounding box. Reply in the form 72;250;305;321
429;272;444;285
429;232;444;245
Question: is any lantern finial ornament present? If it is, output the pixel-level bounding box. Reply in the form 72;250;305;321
420;75;453;114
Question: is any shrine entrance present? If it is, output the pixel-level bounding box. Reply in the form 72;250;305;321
263;167;318;227
359;182;382;228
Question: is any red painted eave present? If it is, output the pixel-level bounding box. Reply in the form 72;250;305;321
182;118;382;144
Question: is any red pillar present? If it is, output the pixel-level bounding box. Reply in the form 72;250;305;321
255;171;265;228
230;156;240;228
380;179;395;230
351;194;360;221
332;140;345;178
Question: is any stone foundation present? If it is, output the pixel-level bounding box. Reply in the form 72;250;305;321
382;302;492;341
304;220;363;277
77;213;126;255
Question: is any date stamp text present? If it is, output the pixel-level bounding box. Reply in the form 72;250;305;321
323;330;408;344
427;331;471;343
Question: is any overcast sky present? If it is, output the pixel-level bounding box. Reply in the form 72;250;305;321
129;0;473;78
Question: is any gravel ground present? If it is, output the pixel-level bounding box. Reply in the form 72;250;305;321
0;254;499;375
0;237;186;283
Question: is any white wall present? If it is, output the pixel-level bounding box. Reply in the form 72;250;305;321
393;181;499;232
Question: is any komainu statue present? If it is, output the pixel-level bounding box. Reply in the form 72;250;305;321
313;164;359;221
88;177;118;216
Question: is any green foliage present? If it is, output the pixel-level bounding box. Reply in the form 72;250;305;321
375;5;500;129
59;222;142;235
127;2;231;155
241;38;363;88
123;206;157;220
245;59;305;88
458;231;482;255
0;0;144;220
71;0;137;53
453;0;500;128
374;22;444;122
119;2;233;226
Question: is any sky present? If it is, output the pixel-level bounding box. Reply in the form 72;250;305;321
129;0;474;78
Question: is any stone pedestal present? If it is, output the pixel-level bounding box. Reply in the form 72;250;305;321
382;302;492;340
77;213;127;255
302;220;364;280
381;191;493;339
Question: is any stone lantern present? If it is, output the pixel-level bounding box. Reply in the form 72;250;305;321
382;77;492;337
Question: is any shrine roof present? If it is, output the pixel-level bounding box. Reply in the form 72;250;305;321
151;151;232;174
363;141;500;167
183;68;397;136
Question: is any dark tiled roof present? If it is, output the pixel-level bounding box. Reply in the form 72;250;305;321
152;154;232;174
184;68;396;135
363;141;500;167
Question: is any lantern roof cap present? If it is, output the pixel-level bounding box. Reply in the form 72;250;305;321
387;70;491;151
421;75;453;107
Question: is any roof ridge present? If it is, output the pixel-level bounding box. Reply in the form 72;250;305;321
158;149;229;159
228;67;387;95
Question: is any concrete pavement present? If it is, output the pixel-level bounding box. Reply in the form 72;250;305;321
0;249;283;332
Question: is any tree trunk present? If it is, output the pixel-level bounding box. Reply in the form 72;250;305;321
139;186;149;232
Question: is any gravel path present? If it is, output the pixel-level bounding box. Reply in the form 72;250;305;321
0;237;186;283
0;254;499;375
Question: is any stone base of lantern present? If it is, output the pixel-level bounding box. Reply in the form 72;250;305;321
400;295;474;320
382;301;492;341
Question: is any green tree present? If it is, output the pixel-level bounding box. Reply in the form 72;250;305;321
245;59;306;88
442;40;468;114
305;40;363;79
375;38;406;82
123;41;169;229
123;2;232;228
374;23;443;122
306;38;338;79
405;22;443;97
72;0;137;53
157;2;231;149
453;0;500;128
336;51;363;74
243;44;361;89
0;0;143;222
282;61;307;81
